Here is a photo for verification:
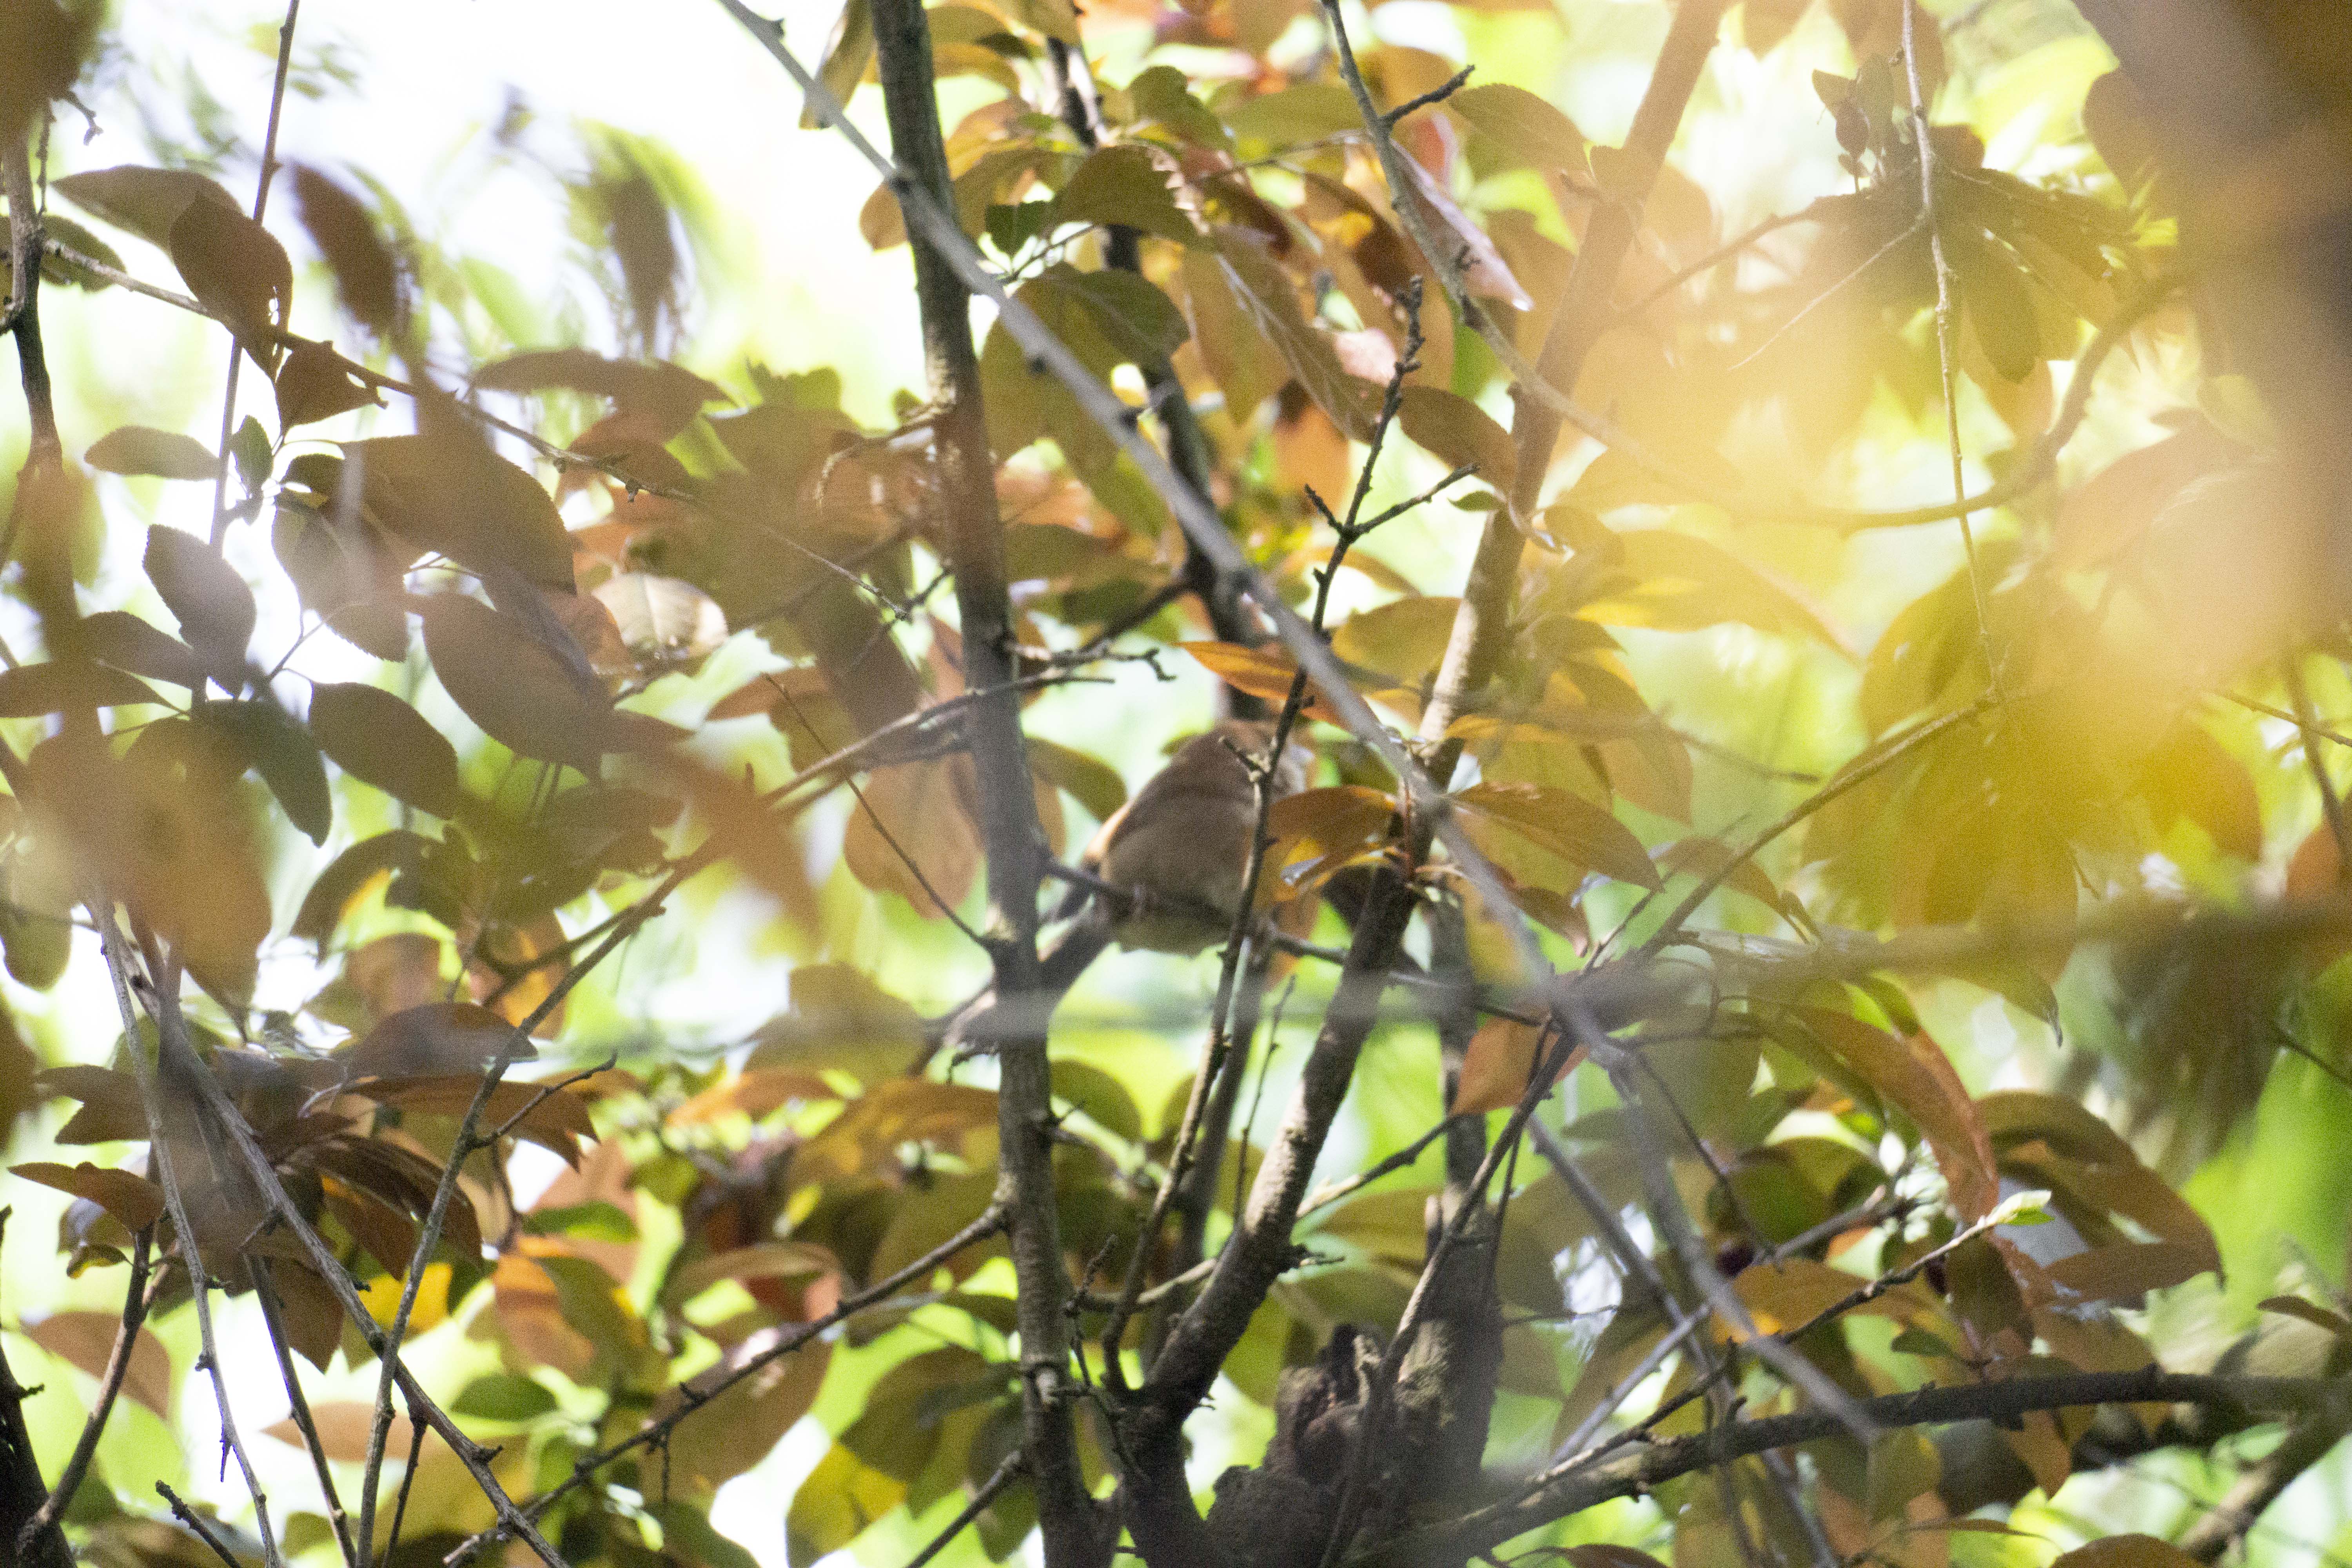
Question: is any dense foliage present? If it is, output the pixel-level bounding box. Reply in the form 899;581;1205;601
2;1;2351;1567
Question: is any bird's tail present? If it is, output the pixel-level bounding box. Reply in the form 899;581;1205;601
938;906;1114;1058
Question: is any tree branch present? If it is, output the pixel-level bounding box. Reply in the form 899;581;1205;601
0;1210;76;1568
206;0;300;549
869;7;1102;1561
4;140;62;475
1362;1372;2352;1567
17;1226;159;1560
2176;1408;2352;1561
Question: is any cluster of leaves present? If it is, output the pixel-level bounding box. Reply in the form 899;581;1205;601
1;0;2350;1566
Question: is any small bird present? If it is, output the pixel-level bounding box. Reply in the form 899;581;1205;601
946;719;1311;1051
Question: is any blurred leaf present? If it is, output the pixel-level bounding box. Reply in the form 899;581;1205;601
169;198;291;374
1053;144;1194;244
0;660;159;717
345;423;575;591
85;426;217;481
419;593;613;771
1262;785;1397;905
274;341;381;429
343;1001;528;1080
292;164;401;335
472;349;726;439
656;1333;832;1496
23;1308;172;1419
592;572;728;663
787;1440;906;1566
1455;1018;1581;1115
1397;387;1513;487
1455;780;1661;889
144;526;255;690
53;164;240;248
804;0;875;130
1445;83;1587;174
195;698;333;846
80;610;209;689
292;830;432;946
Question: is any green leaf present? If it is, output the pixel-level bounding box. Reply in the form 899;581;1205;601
196;698;334;846
1446;83;1587;174
450;1374;558;1423
1053;144;1195;244
787;1442;907;1566
308;682;464;818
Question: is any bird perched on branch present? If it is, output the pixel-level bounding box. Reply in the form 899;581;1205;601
944;719;1312;1052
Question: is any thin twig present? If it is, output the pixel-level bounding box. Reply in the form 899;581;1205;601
2284;657;2352;878
1901;0;2003;704
18;1227;156;1556
1616;198;1838;322
208;0;301;549
251;1260;357;1566
903;1452;1025;1568
158;1483;247;1568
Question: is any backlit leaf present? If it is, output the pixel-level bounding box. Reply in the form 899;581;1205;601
1397;387;1514;486
23;1308;174;1420
292;165;401;335
345;421;575;591
342;1001;530;1081
195;697;333;845
169;198;292;373
1454;780;1662;889
308;682;464;818
273;339;381;429
9;1160;165;1232
143;526;256;689
80;610;210;689
1446;83;1587;174
54;164;240;249
419;592;613;771
85;425;217;481
0;660;160;717
1053;144;1194;244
